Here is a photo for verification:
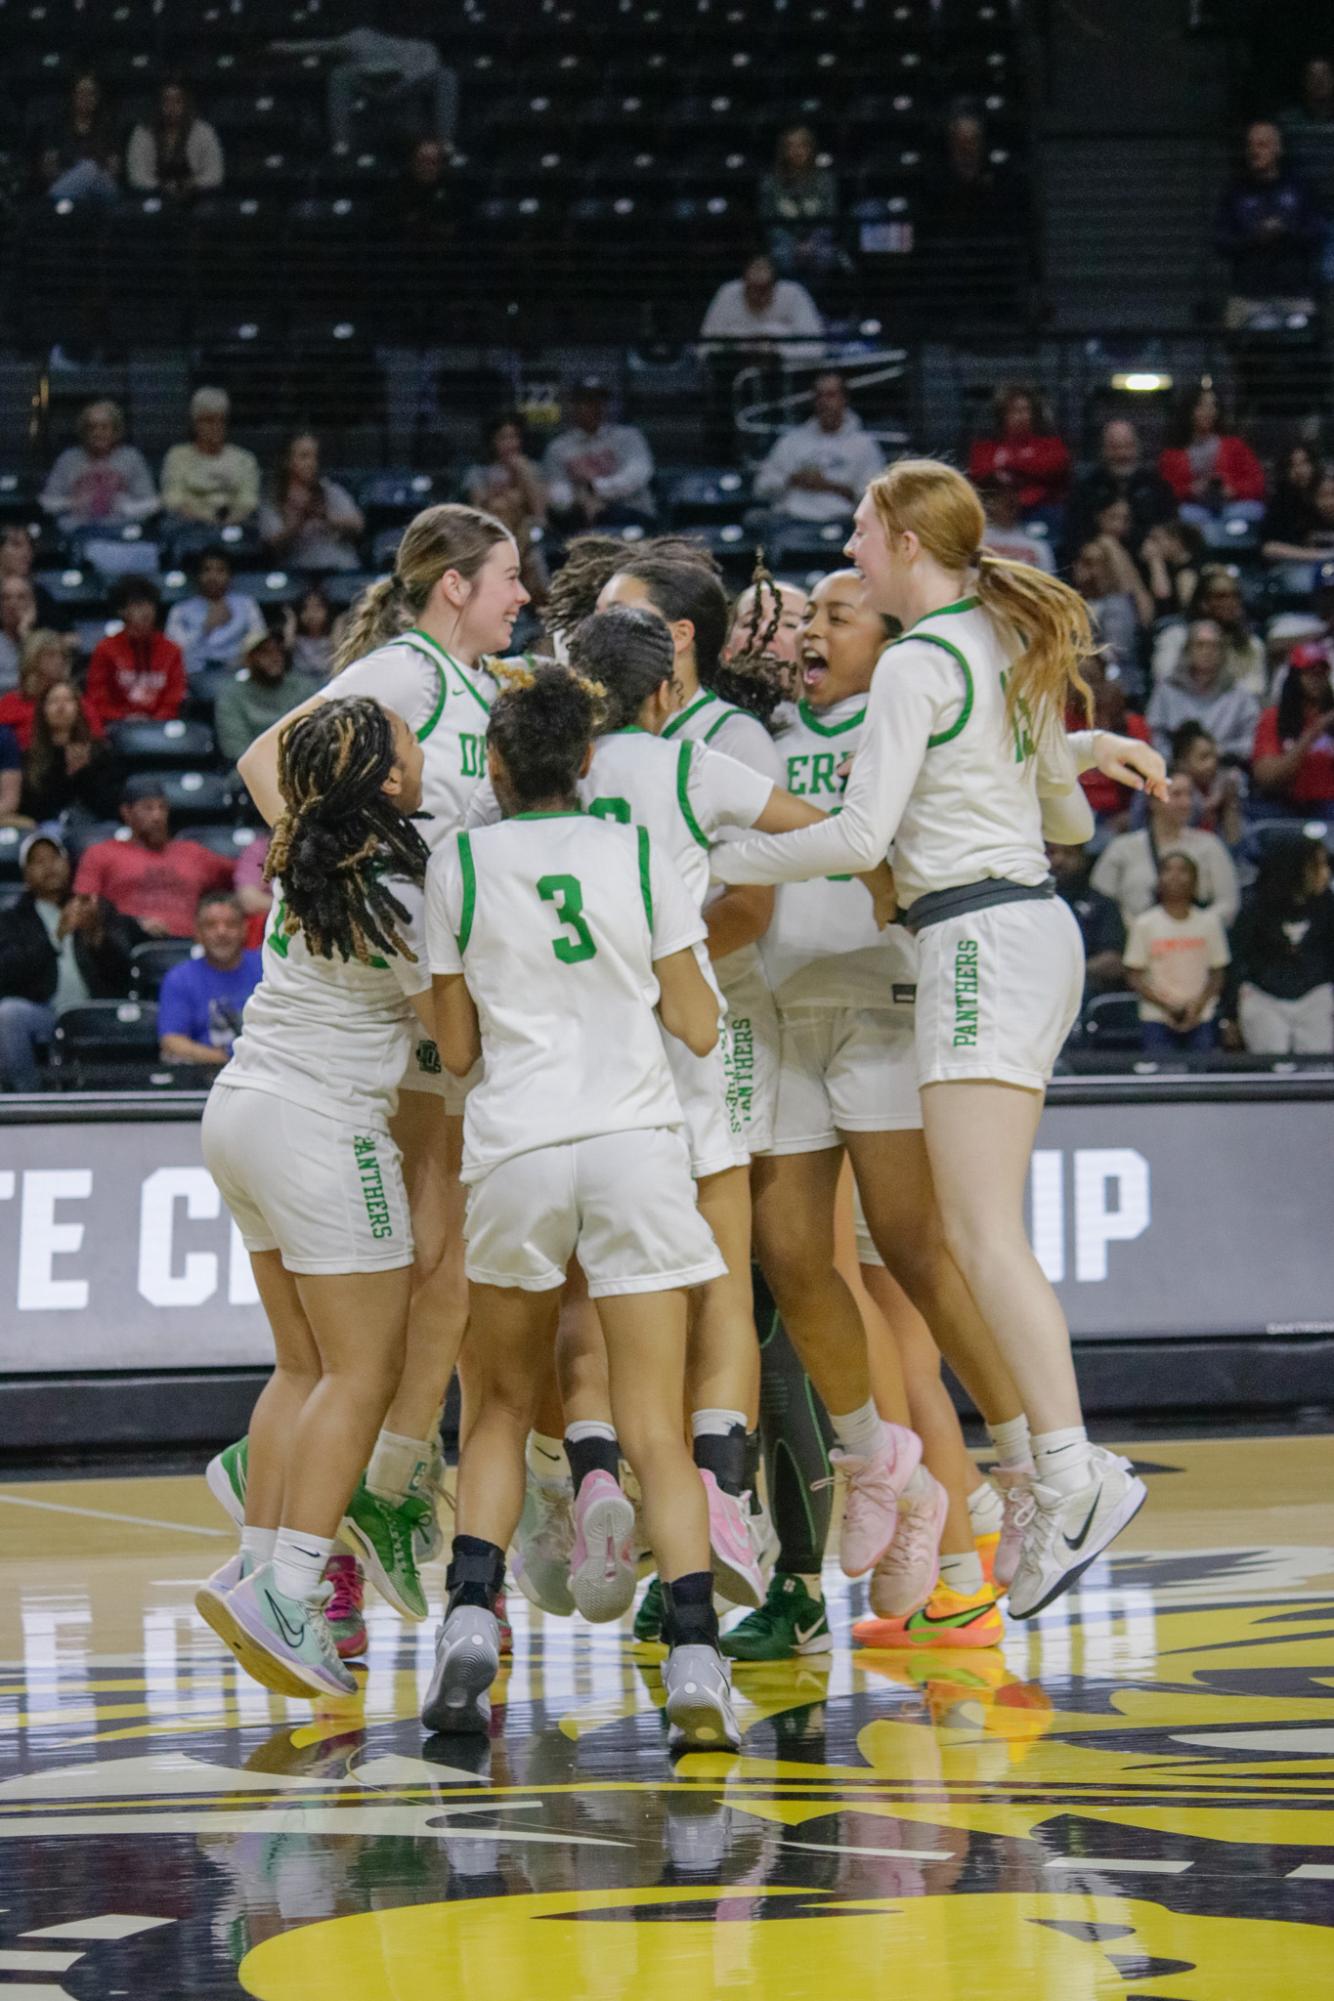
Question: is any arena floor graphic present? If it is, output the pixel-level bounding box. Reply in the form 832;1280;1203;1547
3;1434;1332;1998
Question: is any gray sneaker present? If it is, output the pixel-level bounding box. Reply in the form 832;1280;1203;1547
1007;1446;1147;1618
663;1643;740;1753
421;1604;501;1734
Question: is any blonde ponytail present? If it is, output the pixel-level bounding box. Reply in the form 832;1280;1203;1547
333;576;408;672
332;502;512;672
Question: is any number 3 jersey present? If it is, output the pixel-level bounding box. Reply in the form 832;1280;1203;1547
425;814;706;1182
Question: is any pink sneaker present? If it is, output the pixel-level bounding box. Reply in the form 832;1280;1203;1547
994;1467;1037;1592
569;1470;637;1622
324;1552;368;1660
869;1469;949;1617
700;1469;763;1608
831;1424;923;1578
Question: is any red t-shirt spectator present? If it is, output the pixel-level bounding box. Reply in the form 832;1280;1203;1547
967;431;1071;511
1158;436;1266;506
1076;709;1154;817
84;628;186;730
0;685;101;751
74;833;234;938
1252;703;1334;807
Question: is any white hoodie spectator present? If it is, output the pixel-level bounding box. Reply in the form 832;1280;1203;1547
700;254;825;359
542;380;655;524
752;373;883;523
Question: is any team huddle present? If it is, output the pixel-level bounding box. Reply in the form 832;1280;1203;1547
191;457;1168;1754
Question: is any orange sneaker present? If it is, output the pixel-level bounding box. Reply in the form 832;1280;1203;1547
852;1580;1004;1650
975;1531;1000;1586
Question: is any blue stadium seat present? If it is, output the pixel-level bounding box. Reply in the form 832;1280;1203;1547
34;567;107;612
771;520;854;568
108;719;219;771
229;569;301;605
0;824;25;885
189;823;265;863
667;467;750;526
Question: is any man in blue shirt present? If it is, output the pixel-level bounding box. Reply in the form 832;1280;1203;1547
157;890;261;1067
164;546;264;678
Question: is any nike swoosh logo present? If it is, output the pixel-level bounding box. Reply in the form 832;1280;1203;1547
794;1618;826;1644
264;1588;306;1650
911;1603;989;1630
1063;1484;1103;1552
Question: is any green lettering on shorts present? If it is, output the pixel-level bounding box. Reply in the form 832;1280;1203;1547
952;938;980;1047
726;1014;754;1133
352;1134;396;1242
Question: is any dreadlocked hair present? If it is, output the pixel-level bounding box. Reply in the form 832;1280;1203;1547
565;606;676;730
487;663;607;809
264;697;429;965
333;503;510;670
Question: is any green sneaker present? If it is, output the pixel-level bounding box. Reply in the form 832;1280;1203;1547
342;1483;430;1621
633;1574;665;1646
205;1437;249;1528
721;1573;832;1662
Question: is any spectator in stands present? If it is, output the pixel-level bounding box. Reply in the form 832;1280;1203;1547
157;891;261;1067
1260;463;1334;563
1227;833;1334;1055
35;73;120;206
0;579;37;693
980;478;1055;571
1071;537;1142;680
1046;841;1126;995
1281;56;1334;234
291;585;336;680
1072;654;1153;829
465;413;550;604
966;385;1071;520
126;81;225;200
0;832;134;1091
1139;516;1205;621
758;124;840;280
1125;851;1230;1056
0;630;78;750
1260;442;1321;560
1252;642;1334;815
1089;496;1157;627
1265;608;1326;687
1171;721;1246;847
1071;418;1176;548
1158;384;1267;522
20;680;122;827
542;378;656;530
398;136;454;242
258;434;363;573
1145;619;1261;762
0;726;21;825
214;617;321;769
1153;566;1267;695
271;28;458;149
751;372;883;526
40;401;158;535
165;548;264;678
1092;769;1241;925
234;828;273;947
0;528;55;629
699;253;825;357
928;106;1026;248
160;388;261;526
85;578;186;730
1216;119;1323;325
74;776;234;941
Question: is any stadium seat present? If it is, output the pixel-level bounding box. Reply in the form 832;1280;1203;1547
228;569;301;606
33;567;106;612
49;999;159;1085
190;823;265;863
156;771;237;825
129;939;198;1000
162;520;265;569
182;668;233;721
0;825;25;885
771;520;855;568
666;467;750;526
1081;992;1142;1051
108;719;218;771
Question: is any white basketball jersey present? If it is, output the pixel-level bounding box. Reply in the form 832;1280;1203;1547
577;729;774;910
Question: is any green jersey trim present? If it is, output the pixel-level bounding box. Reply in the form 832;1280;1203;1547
702;705;741;744
399;633;449;743
675;740;710;848
637;823;653;930
797;697;865;737
910;594;979;627
456;831;477;953
662;691;717;739
450;662;492;715
914;632;975;748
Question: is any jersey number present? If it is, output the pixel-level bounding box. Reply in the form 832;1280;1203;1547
537;874;597;964
588;796;631;824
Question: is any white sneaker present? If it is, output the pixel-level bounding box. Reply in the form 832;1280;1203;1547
994;1467;1036;1591
869;1469;948;1618
511;1473;576;1617
1007;1447;1147;1618
421;1604;501;1734
663;1643;740;1753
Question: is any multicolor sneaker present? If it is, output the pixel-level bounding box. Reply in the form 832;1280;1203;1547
701;1470;763;1609
828;1423;923;1578
994;1466;1037;1592
511;1473;576;1617
633;1574;666;1647
1006;1448;1147;1619
195;1549;247;1635
664;1643;740;1752
852;1579;1004;1650
204;1564;357;1698
324;1552;367;1660
421;1604;501;1735
569;1470;637;1623
868;1469;949;1618
341;1483;430;1621
205;1437;248;1528
975;1530;1001;1587
721;1572;832;1662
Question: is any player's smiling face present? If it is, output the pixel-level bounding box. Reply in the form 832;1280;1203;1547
798;570;885;708
845;491;903;618
460;538;529;654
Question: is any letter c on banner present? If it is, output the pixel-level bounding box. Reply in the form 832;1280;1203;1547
139;1167;220;1308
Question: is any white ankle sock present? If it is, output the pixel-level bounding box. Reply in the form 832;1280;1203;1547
968;1480;1005;1537
690;1406;748;1438
939;1549;985;1596
565;1419;617;1447
987;1414;1033;1471
367;1429;433;1505
1032;1425;1093;1497
240;1524;276;1568
830;1398;887;1461
271;1529;339;1603
525;1431;570;1488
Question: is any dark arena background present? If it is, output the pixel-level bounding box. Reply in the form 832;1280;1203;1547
0;2;1332;1997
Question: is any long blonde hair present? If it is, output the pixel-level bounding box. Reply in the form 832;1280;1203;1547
868;458;1094;736
333;502;510;670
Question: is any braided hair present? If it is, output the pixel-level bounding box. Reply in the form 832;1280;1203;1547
711;547;794;728
264;697;429;964
565;605;677;731
487;662;607;810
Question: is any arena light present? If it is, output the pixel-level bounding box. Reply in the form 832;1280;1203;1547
1111;371;1172;392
